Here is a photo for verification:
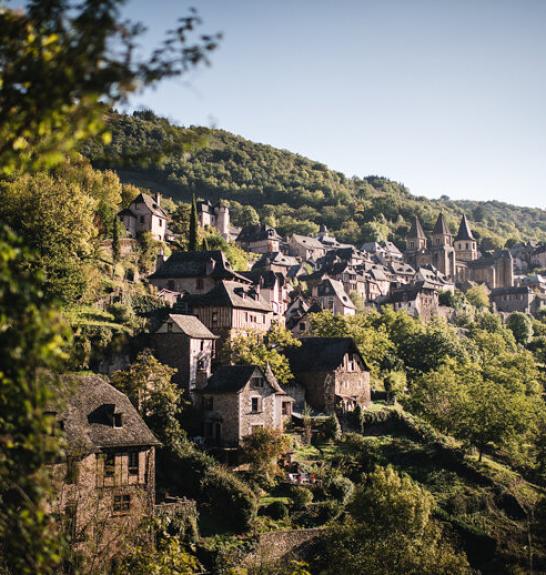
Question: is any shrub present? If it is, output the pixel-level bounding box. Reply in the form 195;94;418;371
295;500;342;527
289;485;314;510
262;501;289;521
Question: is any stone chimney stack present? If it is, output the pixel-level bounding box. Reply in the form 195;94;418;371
154;192;161;206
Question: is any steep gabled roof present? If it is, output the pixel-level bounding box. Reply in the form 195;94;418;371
181;280;273;312
158;314;218;338
317;278;356;309
200;364;284;394
132;192;168;219
239;269;285;289
455;214;475;241
433;213;451;236
59;375;160;455
149;250;251;283
283;337;368;373
408;216;426;240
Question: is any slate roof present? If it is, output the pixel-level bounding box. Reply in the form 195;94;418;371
239;270;285;289
433;213;451;236
181;280;273;312
59;375;160;455
389;282;438;303
132;192;168;219
252;252;300;270
237;224;282;243
200;364;284;394
283;337;368;373
455;214;475;241
317;278;356;309
159;314;218;338
408;216;426;240
290;234;324;250
149;250;251;283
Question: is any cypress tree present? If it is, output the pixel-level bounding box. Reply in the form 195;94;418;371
189;194;199;251
112;214;121;263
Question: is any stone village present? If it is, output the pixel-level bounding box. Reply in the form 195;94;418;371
48;192;546;563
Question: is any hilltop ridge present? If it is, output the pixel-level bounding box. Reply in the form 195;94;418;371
82;110;546;248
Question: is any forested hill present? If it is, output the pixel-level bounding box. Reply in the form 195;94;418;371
83;110;546;248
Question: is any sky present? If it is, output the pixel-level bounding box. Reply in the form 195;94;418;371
123;0;546;208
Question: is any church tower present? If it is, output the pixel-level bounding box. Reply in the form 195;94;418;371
431;213;456;280
405;216;427;254
454;214;478;262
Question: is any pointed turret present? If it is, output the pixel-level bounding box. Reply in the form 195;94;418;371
406;215;427;253
433;213;450;236
455;214;475;242
454;214;477;262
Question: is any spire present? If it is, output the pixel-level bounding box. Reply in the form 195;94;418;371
455;214;475;241
408;215;426;240
433;213;450;236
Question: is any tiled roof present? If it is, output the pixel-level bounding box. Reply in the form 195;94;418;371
290;234;324;250
181;280;273;312
237;224;282;243
159;314;218;338
201;364;284;394
58;374;160;455
149;250;251;283
455;214;475;241
239;270;285;289
132;192;168;219
283;337;367;372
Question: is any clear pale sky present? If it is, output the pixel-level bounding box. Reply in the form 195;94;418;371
123;1;546;208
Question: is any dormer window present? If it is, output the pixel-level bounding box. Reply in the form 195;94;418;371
167;322;173;333
113;413;123;428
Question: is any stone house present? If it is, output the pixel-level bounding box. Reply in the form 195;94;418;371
283;337;371;414
197;365;291;447
240;269;289;324
148;314;218;400
288;234;326;261
118;192;168;241
311;278;356;316
531;245;546;270
490;286;536;314
388;282;439;321
177;280;274;353
149;250;251;295
236;224;282;254
196;200;234;240
48;375;159;569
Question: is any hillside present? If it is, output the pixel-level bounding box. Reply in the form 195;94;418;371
82;110;546;248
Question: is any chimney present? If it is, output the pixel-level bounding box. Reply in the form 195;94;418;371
154;192;161;206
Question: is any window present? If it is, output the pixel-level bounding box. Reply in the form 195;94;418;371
251;377;264;388
282;401;292;416
139;216;145;224
212;311;218;323
113;494;131;514
104;454;115;478
196;278;204;290
299;322;306;332
113;413;123;428
200;340;205;351
159;219;163;227
347;354;356;372
128;452;139;476
197;359;205;370
410;241;415;249
251;397;262;413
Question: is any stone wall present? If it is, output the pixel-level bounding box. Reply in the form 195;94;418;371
242;528;325;568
